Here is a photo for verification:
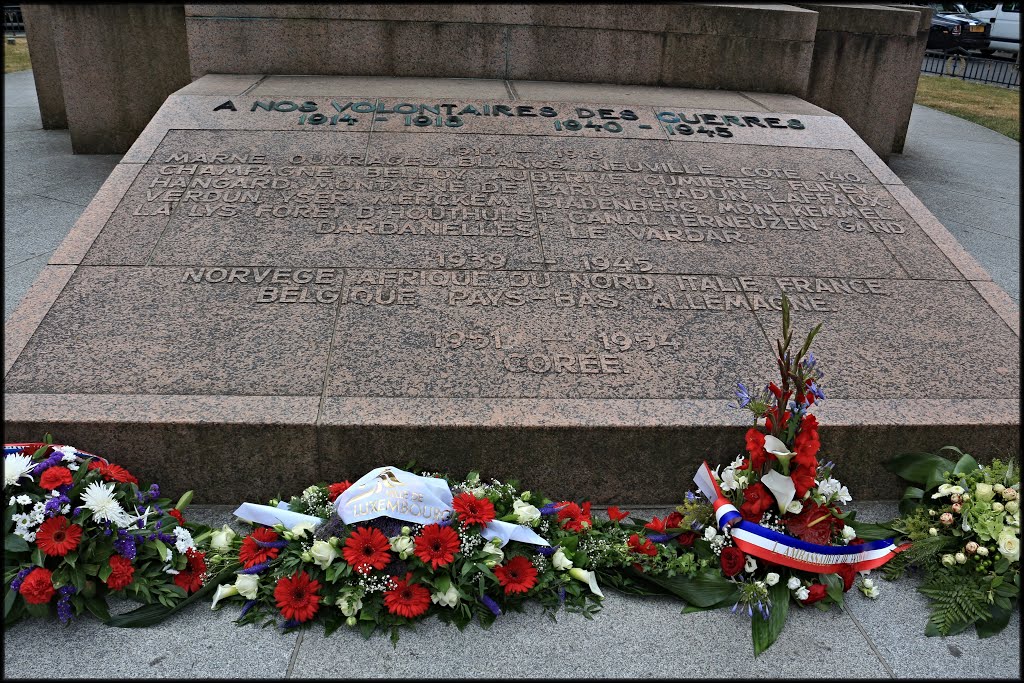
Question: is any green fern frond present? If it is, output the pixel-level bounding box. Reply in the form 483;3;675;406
919;573;992;635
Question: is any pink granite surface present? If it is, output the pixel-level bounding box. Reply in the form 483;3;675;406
4;76;1018;503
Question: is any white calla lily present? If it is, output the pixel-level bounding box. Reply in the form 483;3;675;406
763;435;797;473
210;583;239;610
568;567;604;598
761;469;796;515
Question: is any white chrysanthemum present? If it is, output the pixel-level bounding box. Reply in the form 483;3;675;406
54;445;78;461
173;526;196;554
80;481;133;526
4;454;35;488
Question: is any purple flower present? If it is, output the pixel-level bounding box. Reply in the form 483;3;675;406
480;595;502;617
539;503;564;516
729;382;752;409
647;533;673;543
114;532;137;560
251;537;290;550
535;545;558;557
238;561;272;575
558;587;566;604
57;585;77;625
238;599;258;619
280;618;302;630
31;452;64;477
10;568;33;592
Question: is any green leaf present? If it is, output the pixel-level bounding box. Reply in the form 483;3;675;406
952;453;979;476
885;452;955;490
846;520;896;542
975;600;1015;638
626;568;739;608
85;597;111;623
107;562;239;627
31;547;45;568
98;562;113;582
752;582;790;657
898;487;925;517
5;534;29;553
154;540;168;563
4;588;16;619
820;573;844;606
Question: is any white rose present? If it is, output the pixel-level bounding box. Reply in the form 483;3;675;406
929;528;938;536
862;578;875;589
787;577;801;590
786;500;804;514
865;585;879;599
997;532;1020;562
336;589;363;617
975;483;994;503
481;542;504;568
210;524;237;552
512;499;541;525
1005;500;1019;515
552;548;573;571
290;522;317;539
234;573;260;599
795;587;810;601
745;556;757;573
704;527;717;541
390;535;415;560
431;584;460;608
310;539;339;569
765;573;780;586
842;525;856;542
977;545;990;557
955;552;967;564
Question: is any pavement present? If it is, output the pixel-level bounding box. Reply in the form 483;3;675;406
2;69;1021;678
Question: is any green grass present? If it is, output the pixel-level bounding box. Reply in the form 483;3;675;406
915;74;1021;141
3;36;31;74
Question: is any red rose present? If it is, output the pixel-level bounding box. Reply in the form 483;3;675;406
801;583;829;605
739;483;774;523
19;568;56;604
664;511;683;531
837;564;856;592
720;546;746;577
106;555;135;591
327;481;352;502
676;530;697;548
39;466;74;490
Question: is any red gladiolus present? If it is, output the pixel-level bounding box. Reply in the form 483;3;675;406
739;482;775;523
606;506;630;523
743;429;769;472
36;516;82;557
167;508;186;526
644;516;668;534
494;555;539;594
106;555;135;591
238;527;283;569
628;533;658;557
19;567;56;604
39;466;73;490
174;549;207;594
342;526;392;574
275;570;322;623
801;583;829;605
383;572;431;618
87;460;138;484
452;492;496;526
557;501;592;533
794;414;821;461
720;546;746;577
414;524;460;570
327;481;352;502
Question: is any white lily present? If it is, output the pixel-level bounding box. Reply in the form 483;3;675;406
568;567;604;598
210;583;239;610
763;435;797;473
761;469;796;515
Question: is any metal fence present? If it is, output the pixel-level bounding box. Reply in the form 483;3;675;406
4;5;22;33
921;51;1021;88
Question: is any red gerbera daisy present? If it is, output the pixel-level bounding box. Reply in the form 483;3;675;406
327;481;352;502
35;516;82;556
238;527;283;568
39;466;73;490
342;526;392;574
494;555;538;594
413;524;460;570
274;570;322;623
106;555;135;591
452;492;496;526
87;460;138;484
383;572;431;619
173;549;207;594
557;501;592;533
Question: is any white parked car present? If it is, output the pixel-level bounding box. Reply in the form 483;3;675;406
967;2;1020;54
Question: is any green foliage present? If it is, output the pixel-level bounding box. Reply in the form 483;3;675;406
752;581;790;657
918;571;992;636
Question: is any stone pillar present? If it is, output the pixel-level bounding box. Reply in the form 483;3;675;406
794;3;928;161
49;4;191;154
886;5;933;154
21;4;67;129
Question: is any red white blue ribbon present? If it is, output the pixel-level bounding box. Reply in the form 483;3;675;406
693;461;908;573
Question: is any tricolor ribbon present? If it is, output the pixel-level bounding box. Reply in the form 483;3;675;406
693;461;908;573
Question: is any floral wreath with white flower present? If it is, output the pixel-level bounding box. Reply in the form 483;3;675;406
4;437;222;627
882;446;1019;637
